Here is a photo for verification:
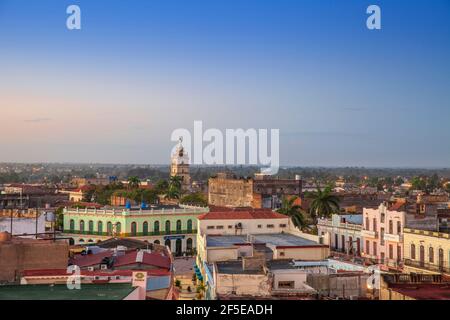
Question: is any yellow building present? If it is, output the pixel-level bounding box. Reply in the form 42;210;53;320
403;228;450;275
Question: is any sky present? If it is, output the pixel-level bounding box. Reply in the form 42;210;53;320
0;0;449;167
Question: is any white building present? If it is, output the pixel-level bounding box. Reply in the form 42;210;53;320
317;214;363;256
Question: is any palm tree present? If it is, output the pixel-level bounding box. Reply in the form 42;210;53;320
127;176;141;190
277;196;305;229
307;183;340;222
169;175;182;190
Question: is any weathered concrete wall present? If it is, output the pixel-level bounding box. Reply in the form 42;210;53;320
306;273;369;298
216;273;271;297
0;240;68;283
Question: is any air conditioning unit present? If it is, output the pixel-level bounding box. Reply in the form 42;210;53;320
100;264;108;270
87;266;94;272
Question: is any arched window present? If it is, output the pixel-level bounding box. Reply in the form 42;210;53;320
165;220;171;233
154;221;160;233
143;222;148;235
187;219;193;232
107;222;113;235
429;247;434;263
98;221;103;234
69;219;75;232
80;220;85;232
176;220;182;232
131;222;137;236
165;239;171;249
411;244;416;260
116;222;122;235
88;221;94;233
79;239;84;243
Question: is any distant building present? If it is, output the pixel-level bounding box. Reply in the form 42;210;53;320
170;137;191;191
208;173;302;209
71;177;110;187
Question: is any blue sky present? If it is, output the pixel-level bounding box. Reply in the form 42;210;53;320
0;0;449;166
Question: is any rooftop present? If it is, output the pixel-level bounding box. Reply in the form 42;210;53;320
0;283;135;300
206;233;320;248
198;210;288;220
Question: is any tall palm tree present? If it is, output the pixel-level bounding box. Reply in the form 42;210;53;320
127;176;141;190
307;183;340;222
277;196;306;229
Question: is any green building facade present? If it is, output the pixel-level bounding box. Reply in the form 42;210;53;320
62;205;209;256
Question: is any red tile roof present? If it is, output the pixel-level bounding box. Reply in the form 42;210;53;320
70;250;113;268
198;210;288;220
113;251;171;269
22;268;171;277
390;283;450;300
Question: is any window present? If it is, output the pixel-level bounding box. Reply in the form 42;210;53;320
366;240;370;255
69;219;75;232
176;220;182;232
429;247;434;263
389;220;393;234
279;252;285;257
373;218;377;232
228;225;233;229
186;238;193;252
257;225;262;229
397;221;401;234
97;221;103;234
165;220;171;233
207;226;215;230
143;221;148;235
278;281;294;289
389;244;393;259
381;213;385;223
88;221;94;233
267;224;275;228
116;222;121;234
373;242;377;256
279;224;287;228
411;244;416;260
80;220;85;232
380;228;385;245
366;217;370;230
131;222;137;236
187;219;193;232
216;225;224;229
107;222;113;235
154;221;160;233
397;245;401;261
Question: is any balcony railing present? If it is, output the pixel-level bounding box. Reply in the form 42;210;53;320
383;233;402;242
404;259;450;274
63;229;197;237
361;229;378;238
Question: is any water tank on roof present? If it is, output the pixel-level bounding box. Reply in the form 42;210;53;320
125;200;132;209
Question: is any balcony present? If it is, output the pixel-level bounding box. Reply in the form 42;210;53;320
383;233;403;242
63;229;198;237
361;229;378;238
404;259;450;274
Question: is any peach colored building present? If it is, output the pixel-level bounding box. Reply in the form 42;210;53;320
361;203;405;268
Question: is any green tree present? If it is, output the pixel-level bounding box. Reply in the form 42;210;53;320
127;176;141;189
276;196;305;229
154;179;169;194
180;193;207;206
165;175;182;200
307;184;340;222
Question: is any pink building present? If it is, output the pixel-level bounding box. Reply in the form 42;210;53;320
361;202;405;268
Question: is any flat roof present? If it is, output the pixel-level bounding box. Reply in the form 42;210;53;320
206;233;319;248
216;260;265;275
0;283;135;300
